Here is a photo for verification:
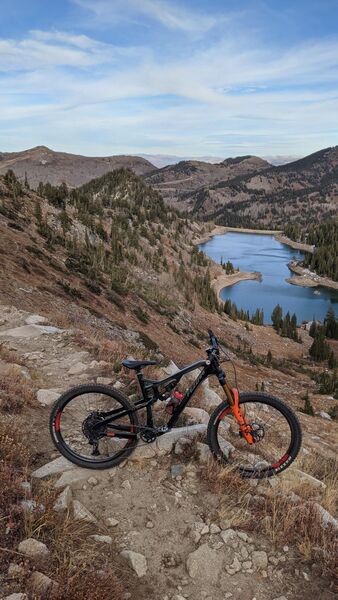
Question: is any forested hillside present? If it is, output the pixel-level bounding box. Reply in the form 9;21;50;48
285;220;338;282
0;168;222;348
147;146;338;230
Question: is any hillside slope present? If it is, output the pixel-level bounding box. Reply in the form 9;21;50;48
0;146;155;188
0;169;337;599
145;147;338;229
144;156;270;210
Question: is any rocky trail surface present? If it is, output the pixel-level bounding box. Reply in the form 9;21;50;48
0;304;337;600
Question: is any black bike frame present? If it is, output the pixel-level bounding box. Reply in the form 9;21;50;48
94;356;226;439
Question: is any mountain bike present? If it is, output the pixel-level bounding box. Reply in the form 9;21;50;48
50;330;302;478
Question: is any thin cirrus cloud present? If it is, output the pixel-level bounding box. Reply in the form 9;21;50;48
0;0;337;156
72;0;221;34
0;29;139;72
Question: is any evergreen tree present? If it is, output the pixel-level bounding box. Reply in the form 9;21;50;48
266;350;272;365
271;304;283;332
309;330;331;361
324;307;338;340
328;351;337;369
300;392;314;416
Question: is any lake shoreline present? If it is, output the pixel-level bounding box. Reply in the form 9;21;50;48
287;261;338;291
198;226;338;295
275;233;314;254
195;225;282;245
212;270;262;299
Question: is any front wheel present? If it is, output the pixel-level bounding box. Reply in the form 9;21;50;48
50;384;139;469
207;392;302;478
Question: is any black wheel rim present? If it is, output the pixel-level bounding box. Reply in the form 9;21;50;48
53;390;136;464
216;399;294;477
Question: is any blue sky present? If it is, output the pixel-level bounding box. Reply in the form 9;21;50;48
0;0;337;158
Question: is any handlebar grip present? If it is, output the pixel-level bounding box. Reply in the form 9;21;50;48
208;329;219;350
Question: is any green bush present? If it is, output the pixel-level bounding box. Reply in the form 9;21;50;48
85;280;101;295
137;330;158;352
133;306;149;324
106;291;125;311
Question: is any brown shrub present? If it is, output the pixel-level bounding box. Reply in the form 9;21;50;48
260;495;337;577
0;370;36;412
53;568;124;600
0;342;26;365
0;422;31;555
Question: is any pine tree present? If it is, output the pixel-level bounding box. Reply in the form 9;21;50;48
324;307;338;339
271;304;283;332
34;200;42;224
309;330;331;361
328;351;337;369
301;391;314;416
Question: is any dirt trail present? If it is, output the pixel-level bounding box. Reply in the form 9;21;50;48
0;304;337;600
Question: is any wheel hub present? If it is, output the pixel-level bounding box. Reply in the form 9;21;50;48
82;412;106;442
250;421;265;442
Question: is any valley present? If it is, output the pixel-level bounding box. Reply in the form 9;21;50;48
0;157;337;600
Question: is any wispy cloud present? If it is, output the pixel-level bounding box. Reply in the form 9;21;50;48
0;29;136;71
73;0;221;34
1;0;338;157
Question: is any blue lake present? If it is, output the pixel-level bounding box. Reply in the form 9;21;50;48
199;232;338;324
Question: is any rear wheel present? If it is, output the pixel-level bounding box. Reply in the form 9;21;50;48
50;384;139;469
207;392;302;478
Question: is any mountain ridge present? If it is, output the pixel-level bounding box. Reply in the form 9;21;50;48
0;145;156;188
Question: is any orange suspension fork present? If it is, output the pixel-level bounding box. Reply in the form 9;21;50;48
221;383;254;445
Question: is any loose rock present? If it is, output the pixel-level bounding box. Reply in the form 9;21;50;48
73;500;97;523
186;543;223;582
18;538;49;558
252;550;268;570
53;486;72;512
90;535;113;544
120;550;147;577
29;571;54;595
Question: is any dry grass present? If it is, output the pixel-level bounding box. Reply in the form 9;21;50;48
199;458;337;577
0;421;31;552
21;486;128;599
0;379;138;599
257;493;337;577
200;460;254;528
0;369;36;412
0;342;27;366
0;418;133;599
297;453;338;515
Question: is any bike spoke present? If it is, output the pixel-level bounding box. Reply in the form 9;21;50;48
216;400;292;475
57;391;135;462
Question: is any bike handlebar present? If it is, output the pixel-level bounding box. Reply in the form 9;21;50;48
207;329;219;351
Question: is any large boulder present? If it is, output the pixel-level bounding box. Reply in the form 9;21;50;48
203;388;223;410
127;444;156;461
32;456;74;478
283;468;326;490
156;425;206;455
0;325;63;338
184;407;210;425
25;315;47;325
36;389;60;406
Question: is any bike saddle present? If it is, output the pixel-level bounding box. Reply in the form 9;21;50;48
122;359;158;370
